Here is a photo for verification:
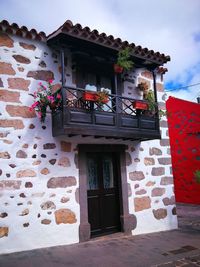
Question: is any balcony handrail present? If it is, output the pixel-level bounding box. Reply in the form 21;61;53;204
62;85;149;103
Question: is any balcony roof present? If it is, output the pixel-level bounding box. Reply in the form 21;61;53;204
47;20;170;66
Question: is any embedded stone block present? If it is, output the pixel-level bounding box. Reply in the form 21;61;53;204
40;168;49;175
16;169;36;178
27;70;54;81
0;212;8;218
158;158;171;165
156;83;164;92
41;219;51;225
135;189;147;195
41;201;56;210
0;227;9;238
55;209;77;224
160;139;170;146
47;176;76;188
151;187;166;197
134;196;151;212
129;171;145;181
0;33;14;47
58;157;70;167
0;119;24;129
0;90;21;103
141;71;153;79
12;55;31;64
151;167;165;176
19;42;36;50
163;196;175;206
146;181;156;187
153;208;167;220
8;78;30;90
0;152;11;159
0;62;16;75
6;105;36;118
144;157;155;165
19;208;29;216
160;176;174;185
149;147;162;156
0;180;21;190
43;143;56;149
16;150;27;158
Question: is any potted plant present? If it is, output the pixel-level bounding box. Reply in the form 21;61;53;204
95;90;109;104
137;82;149;98
29;80;62;123
82;90;109;105
114;47;133;73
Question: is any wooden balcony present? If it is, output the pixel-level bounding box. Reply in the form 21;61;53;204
52;86;161;141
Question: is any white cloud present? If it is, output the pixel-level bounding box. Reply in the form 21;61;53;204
1;0;200;102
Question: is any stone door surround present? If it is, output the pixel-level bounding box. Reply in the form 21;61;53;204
78;144;136;241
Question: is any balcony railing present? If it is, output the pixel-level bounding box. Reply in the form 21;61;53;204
52;86;161;141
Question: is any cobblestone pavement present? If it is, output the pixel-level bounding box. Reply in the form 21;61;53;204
0;203;199;267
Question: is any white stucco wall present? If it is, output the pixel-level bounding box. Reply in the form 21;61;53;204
0;31;177;255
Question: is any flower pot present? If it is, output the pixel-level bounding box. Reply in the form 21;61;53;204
132;100;149;110
82;92;97;102
114;64;123;74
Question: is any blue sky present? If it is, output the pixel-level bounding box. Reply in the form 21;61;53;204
1;0;200;102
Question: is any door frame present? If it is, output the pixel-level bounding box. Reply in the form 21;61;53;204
78;144;136;242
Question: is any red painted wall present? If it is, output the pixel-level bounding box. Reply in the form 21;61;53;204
166;97;200;204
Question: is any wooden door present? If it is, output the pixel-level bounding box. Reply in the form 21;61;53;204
87;152;121;237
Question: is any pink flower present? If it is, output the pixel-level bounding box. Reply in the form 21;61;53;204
39;82;42;86
47;95;55;103
37;112;42;118
31;101;39;108
49;80;53;84
29;107;33;112
57;93;61;99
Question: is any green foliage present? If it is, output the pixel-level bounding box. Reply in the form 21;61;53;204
144;90;166;118
96;89;109;105
144;90;156;112
117;47;133;71
194;170;200;184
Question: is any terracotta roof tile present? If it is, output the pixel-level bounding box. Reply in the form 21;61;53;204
47;20;170;65
0;19;170;65
0;20;46;41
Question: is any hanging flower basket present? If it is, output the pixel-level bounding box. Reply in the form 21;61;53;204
113;64;124;74
132;100;149;110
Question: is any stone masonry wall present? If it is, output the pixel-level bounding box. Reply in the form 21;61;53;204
124;70;177;235
0;30;177;254
0;32;79;254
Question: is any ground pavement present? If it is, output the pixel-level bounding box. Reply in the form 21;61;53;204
0;203;200;267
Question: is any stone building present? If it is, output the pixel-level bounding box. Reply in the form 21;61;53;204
0;19;177;254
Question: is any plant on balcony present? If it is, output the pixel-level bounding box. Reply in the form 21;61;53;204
29;80;62;123
114;47;133;73
82;90;109;105
194;170;200;184
95;90;109;105
137;82;149;97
